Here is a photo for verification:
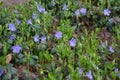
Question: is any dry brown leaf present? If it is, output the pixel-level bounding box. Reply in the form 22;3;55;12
113;16;120;24
1;0;29;7
47;40;52;50
52;18;59;29
78;1;83;5
6;54;12;64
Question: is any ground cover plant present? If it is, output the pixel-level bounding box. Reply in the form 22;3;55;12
0;0;120;80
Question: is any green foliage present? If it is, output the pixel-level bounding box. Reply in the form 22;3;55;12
0;0;120;80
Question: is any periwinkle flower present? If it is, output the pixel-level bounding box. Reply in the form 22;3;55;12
55;31;62;39
34;35;39;42
96;67;99;70
62;4;68;10
10;35;16;41
78;67;83;74
86;70;93;80
41;36;46;42
12;45;22;54
0;70;3;77
69;38;76;47
108;18;114;23
84;54;88;56
32;12;37;19
109;46;114;53
115;68;120;77
117;73;120;77
75;9;80;16
27;19;32;25
102;42;105;48
14;10;18;14
15;19;21;25
8;23;16;31
115;68;119;73
38;5;45;13
80;8;87;15
104;9;111;16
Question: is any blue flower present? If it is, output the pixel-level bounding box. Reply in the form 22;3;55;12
108;18;114;23
115;68;120;77
41;36;47;42
104;9;111;16
0;70;4;77
8;23;16;31
15;19;21;25
12;45;22;54
62;4;68;10
69;38;76;47
80;8;87;15
32;12;37;19
75;9;80;16
117;74;120;77
115;68;119;73
13;10;18;14
102;42;105;48
38;5;45;13
96;67;99;70
78;67;83;74
86;70;93;80
55;31;62;39
109;46;114;53
27;19;32;25
34;35;40;42
10;35;16;41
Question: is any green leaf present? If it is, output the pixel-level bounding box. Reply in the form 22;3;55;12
32;55;39;59
30;59;35;66
8;67;17;75
3;73;12;80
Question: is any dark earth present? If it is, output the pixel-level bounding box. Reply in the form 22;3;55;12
0;0;29;6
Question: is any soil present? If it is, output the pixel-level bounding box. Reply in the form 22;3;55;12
0;0;29;6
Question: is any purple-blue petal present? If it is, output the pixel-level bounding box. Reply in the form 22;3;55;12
27;19;32;25
69;38;76;47
102;42;105;48
38;5;45;13
0;70;4;77
32;12;37;19
55;31;62;39
75;9;80;16
13;10;18;14
15;19;21;25
115;68;119;73
62;4;68;10
86;70;93;80
78;67;83;74
109;46;114;53
10;35;16;41
12;45;22;53
104;9;111;16
80;8;87;15
41;36;47;42
8;23;16;31
34;35;40;42
108;18;114;23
